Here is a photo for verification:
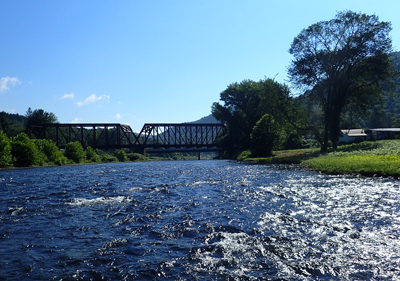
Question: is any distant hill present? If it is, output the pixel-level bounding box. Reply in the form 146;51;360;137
3;112;26;123
0;111;26;137
190;114;220;123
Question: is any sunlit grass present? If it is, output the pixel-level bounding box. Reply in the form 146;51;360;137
240;147;320;164
304;140;400;176
304;154;400;176
241;140;400;177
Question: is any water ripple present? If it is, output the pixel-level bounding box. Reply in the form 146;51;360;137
1;161;400;279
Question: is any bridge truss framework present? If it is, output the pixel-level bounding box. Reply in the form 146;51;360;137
29;122;226;154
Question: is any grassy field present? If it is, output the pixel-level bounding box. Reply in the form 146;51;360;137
240;140;400;177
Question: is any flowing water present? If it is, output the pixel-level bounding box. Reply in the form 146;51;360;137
1;160;400;280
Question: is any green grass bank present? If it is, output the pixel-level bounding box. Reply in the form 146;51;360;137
239;140;400;178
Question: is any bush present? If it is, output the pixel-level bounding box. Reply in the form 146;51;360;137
11;133;41;167
237;150;252;161
250;114;282;157
114;149;128;162
86;146;101;162
33;139;67;165
65;141;86;163
101;154;118;162
127;153;147;161
0;131;13;168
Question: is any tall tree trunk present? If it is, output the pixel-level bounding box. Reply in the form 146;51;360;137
330;91;344;150
321;109;330;153
331;114;341;150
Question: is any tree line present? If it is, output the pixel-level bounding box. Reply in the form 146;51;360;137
0;109;147;168
0;129;146;168
212;11;400;158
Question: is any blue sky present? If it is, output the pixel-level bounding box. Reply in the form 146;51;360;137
1;0;399;132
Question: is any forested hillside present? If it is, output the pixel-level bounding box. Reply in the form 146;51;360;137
190;114;219;123
0;112;25;137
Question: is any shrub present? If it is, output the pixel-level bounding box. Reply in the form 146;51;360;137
127;153;147;161
101;154;118;162
32;139;49;162
114;149;128;162
34;139;67;165
11;133;41;167
0;131;13;168
250;114;282;157
86;146;101;162
64;141;86;163
237;150;252;161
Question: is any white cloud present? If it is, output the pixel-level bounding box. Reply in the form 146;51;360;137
76;94;110;107
115;113;122;120
0;77;21;93
71;118;82;123
62;92;75;99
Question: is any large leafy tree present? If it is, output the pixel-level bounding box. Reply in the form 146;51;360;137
288;11;398;152
25;108;58;126
212;78;294;157
25;108;58;138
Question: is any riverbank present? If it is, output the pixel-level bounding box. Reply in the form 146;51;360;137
0;152;214;171
239;140;400;178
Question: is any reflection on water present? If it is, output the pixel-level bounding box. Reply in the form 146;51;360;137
1;160;400;280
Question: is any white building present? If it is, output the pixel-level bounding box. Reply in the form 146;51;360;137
339;129;367;144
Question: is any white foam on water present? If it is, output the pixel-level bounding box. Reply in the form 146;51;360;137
192;180;221;186
9;207;24;216
67;196;131;206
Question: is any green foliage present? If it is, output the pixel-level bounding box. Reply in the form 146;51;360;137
212;78;295;157
64;141;86;163
288;11;397;151
25;108;58;125
127;152;148;161
86;146;101;163
93;149;117;162
238;139;400;177
0;112;13;135
25;108;58;138
33;139;67;165
11;133;41;167
250;114;282;157
237;150;252;161
304;140;400;176
101;154;118;162
114;149;128;162
305;154;400;176
0;111;25;137
0;130;13;168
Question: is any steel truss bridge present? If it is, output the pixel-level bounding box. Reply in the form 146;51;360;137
29;123;226;155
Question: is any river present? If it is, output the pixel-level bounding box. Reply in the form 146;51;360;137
1;160;400;280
